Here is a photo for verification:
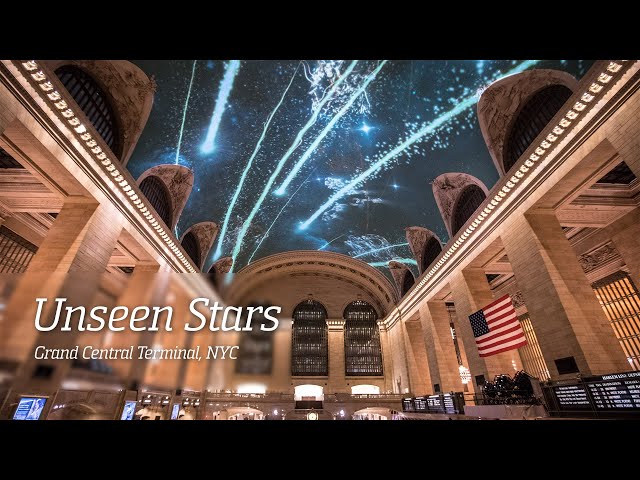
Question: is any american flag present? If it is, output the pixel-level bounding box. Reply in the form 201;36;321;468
468;294;527;357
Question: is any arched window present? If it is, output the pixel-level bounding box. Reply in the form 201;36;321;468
181;231;200;267
139;176;172;227
291;299;328;376
402;271;415;296
344;300;383;376
422;236;442;273
55;65;121;157
451;184;486;236
504;84;572;173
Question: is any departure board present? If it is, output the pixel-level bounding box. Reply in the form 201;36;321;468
586;371;640;410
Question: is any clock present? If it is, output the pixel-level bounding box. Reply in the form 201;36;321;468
307;412;318;420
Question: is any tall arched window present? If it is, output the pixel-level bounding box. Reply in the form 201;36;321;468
451;184;486;236
291;299;328;376
504;84;572;173
139;176;172;227
55;65;121;157
422;236;442;273
181;231;200;267
402;271;415;296
344;300;383;376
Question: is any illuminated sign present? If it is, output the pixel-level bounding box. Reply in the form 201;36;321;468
307;412;318;420
171;404;180;420
120;401;137;420
13;397;47;420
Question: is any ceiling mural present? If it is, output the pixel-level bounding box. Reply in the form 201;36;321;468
127;60;592;279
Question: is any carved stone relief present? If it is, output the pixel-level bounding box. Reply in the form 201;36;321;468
387;260;413;297
578;242;621;273
477;69;578;176
405;226;441;275
181;221;219;270
431;173;489;237
137;164;193;230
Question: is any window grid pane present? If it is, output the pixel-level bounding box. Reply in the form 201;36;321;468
344;300;383;376
291;300;328;376
0;226;38;273
593;272;640;371
518;313;550;380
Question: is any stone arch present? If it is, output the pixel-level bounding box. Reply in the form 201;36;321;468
291;298;329;377
388;260;416;297
451;184;487;236
405;227;443;275
180;222;219;271
137;165;193;231
477;69;578;176
44;60;155;166
432;173;489;238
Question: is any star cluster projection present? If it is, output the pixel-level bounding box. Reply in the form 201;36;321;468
127;60;592;279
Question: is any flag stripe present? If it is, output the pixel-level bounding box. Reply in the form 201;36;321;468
482;294;511;314
477;324;524;346
468;294;526;358
479;339;528;357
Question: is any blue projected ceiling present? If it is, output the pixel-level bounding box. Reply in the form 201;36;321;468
127;60;592;276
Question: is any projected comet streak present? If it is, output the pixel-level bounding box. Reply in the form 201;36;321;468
201;60;241;154
213;63;301;261
298;60;540;230
353;242;410;258
229;61;359;270
368;258;418;267
175;60;197;165
274;60;388;196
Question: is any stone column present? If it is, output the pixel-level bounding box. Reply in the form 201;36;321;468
502;211;629;377
450;268;522;388
4;198;123;393
419;300;465;393
327;320;346;393
386;322;410;394
402;319;431;395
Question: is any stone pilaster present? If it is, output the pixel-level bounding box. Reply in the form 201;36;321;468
419;300;466;393
502;211;629;378
5;198;123;393
450;268;522;388
402;319;431;395
327;320;346;392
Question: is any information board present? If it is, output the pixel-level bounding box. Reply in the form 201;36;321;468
13;397;47;420
553;384;590;410
586;371;640;410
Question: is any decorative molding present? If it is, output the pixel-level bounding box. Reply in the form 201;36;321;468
579;242;621;273
212;256;233;275
0;201;12;222
181;221;219;270
477;69;579;176
138;164;193;231
383;60;635;330
41;60;155;166
4;60;197;272
432;173;489;238
405;226;441;275
511;290;525;309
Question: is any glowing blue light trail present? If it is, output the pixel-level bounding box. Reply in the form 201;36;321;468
318;234;346;251
274;60;387;196
229;61;359;270
353;242;410;258
201;60;241;154
175;60;197;165
246;168;316;265
212;63;301;261
368;258;417;267
299;60;540;230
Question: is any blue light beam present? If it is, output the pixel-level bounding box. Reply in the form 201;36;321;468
175;60;197;164
318;233;346;251
229;61;359;270
246;168;317;265
274;60;387;196
353;242;410;258
212;63;301;261
299;60;540;230
201;60;241;154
